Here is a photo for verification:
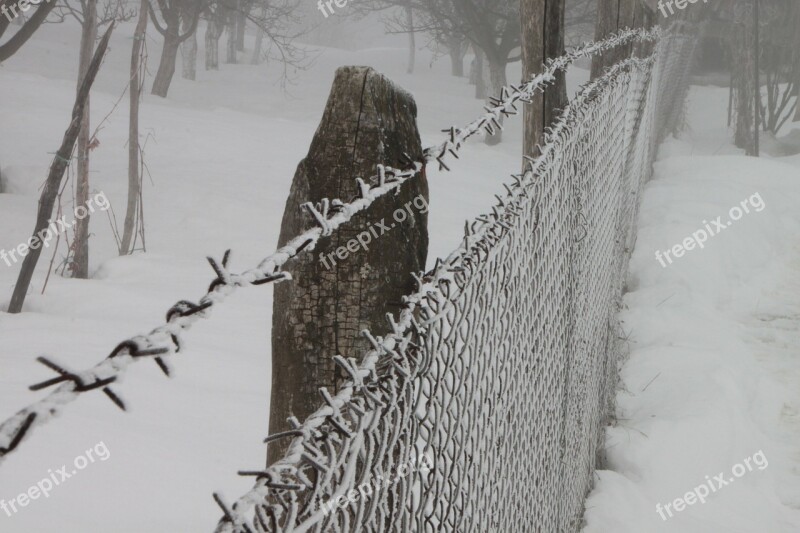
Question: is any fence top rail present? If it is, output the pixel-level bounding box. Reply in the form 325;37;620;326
0;22;666;479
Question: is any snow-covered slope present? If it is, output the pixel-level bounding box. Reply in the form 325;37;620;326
582;87;800;532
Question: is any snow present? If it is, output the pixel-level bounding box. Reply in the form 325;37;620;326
3;14;799;533
582;86;800;531
0;17;589;532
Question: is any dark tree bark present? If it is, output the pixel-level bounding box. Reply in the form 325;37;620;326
268;66;429;465
149;0;202;97
521;0;568;159
8;25;114;314
152;32;181;96
590;0;645;80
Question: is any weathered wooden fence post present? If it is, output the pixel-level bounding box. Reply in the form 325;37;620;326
268;66;429;465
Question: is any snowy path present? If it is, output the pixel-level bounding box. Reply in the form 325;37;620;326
583;85;800;532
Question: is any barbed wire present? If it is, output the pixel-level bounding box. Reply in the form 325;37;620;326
211;51;666;533
0;25;665;465
213;26;699;531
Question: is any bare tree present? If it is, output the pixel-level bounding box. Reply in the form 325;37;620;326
243;0;310;84
250;1;266;64
204;1;227;70
754;1;798;133
8;26;114;314
149;0;205;97
370;1;520;143
62;0;130;278
447;33;468;76
236;0;254;51
180;9;198;79
121;0;149;255
726;2;760;154
225;5;236;63
72;0;98;280
204;0;307;81
454;0;520;144
565;0;598;46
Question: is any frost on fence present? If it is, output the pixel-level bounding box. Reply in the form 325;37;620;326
216;30;698;533
0;28;662;463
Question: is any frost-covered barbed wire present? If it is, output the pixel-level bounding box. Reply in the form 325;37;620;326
423;26;662;170
213;30;699;533
0;25;669;464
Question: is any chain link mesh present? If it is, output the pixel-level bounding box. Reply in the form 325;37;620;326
216;28;698;533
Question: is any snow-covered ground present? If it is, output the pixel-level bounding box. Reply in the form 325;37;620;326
582;86;800;531
0;18;588;532
3;15;800;533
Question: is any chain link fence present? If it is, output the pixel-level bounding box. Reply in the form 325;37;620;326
215;25;698;533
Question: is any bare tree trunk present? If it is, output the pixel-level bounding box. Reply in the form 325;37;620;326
485;59;507;145
522;0;568;159
235;1;247;52
180;13;197;81
753;0;760;157
152;32;181;97
122;0;148;255
474;47;489;99
226;14;236;64
732;11;755;152
72;0;98;280
8;26;114;314
795;14;800;122
251;23;264;64
448;35;466;77
267;66;429;465
795;87;800;121
406;5;415;74
205;18;221;70
469;47;477;85
251;29;264;64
